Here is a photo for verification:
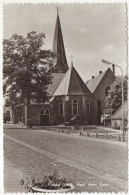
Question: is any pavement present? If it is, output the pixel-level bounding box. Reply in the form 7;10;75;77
4;123;126;146
4;123;122;132
4;159;24;193
3;124;128;192
4;134;127;190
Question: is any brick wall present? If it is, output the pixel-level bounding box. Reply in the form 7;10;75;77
51;95;97;125
94;69;115;115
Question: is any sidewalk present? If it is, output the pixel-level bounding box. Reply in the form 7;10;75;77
36;130;126;147
4;123;122;132
97;126;123;133
4;159;24;193
4;123;126;146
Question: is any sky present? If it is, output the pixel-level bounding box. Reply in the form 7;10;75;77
3;3;127;82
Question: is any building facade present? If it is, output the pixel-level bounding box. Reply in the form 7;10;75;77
111;100;128;129
86;68;116;124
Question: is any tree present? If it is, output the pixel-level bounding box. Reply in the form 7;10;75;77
105;74;128;115
3;32;55;125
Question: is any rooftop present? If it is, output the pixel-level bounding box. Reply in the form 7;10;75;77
47;73;65;96
112;100;128;120
53;65;92;96
86;68;113;93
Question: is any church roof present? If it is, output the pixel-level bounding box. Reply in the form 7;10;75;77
47;73;65;96
112;100;128;120
53;65;92;96
86;68;113;93
52;12;68;72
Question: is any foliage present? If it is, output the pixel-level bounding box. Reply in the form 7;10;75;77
20;161;73;192
105;75;128;114
3;32;55;109
20;174;72;192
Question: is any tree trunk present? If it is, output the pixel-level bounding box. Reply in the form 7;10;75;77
26;96;32;128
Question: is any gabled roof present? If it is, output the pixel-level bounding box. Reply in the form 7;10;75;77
52;12;68;72
53;65;92;96
112;100;128;120
47;73;65;96
86;68;113;93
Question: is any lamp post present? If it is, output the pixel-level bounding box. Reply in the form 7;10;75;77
102;59;124;142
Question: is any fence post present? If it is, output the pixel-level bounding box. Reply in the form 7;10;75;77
118;135;121;141
80;131;83;136
96;133;98;138
105;133;108;139
67;129;70;134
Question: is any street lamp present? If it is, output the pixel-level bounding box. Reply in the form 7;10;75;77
102;59;125;142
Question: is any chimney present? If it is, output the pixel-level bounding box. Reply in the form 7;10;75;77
112;64;115;75
99;71;102;74
92;76;95;79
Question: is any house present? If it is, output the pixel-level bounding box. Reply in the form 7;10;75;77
86;68;116;124
111;100;128;129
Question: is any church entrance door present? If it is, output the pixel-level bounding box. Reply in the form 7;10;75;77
40;108;50;126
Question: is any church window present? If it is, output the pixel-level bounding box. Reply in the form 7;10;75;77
87;100;90;116
40;108;49;115
72;98;78;115
105;86;110;96
59;99;64;115
40;109;45;115
45;108;49;115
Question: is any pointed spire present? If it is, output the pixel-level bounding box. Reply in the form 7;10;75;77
52;11;68;73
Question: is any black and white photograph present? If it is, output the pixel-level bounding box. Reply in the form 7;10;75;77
2;2;128;193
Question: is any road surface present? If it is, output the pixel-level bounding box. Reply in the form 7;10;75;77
4;125;128;192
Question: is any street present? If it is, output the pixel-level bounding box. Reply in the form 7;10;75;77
4;125;128;192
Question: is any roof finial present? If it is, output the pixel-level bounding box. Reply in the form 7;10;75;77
70;55;74;66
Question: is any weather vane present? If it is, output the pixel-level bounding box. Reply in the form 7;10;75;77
55;6;60;14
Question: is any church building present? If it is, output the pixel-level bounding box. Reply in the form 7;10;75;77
15;11;100;126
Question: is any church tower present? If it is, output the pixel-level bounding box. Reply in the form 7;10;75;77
52;10;69;73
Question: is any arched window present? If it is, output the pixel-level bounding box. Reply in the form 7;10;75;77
40;108;49;115
87;100;90;116
45;108;49;115
59;99;64;115
105;86;110;96
40;109;45;115
72;98;78;115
